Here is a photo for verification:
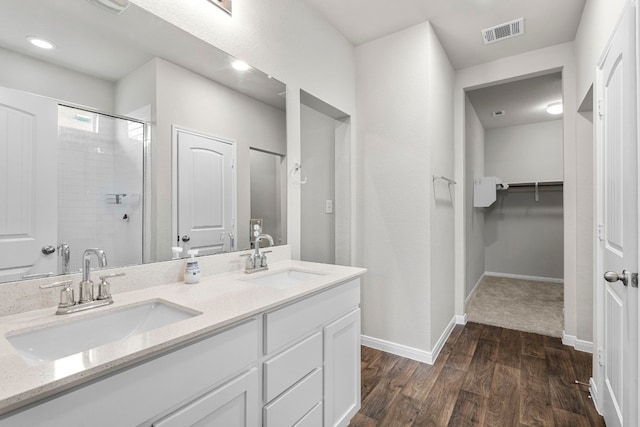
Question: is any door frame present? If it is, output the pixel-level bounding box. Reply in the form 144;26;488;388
171;125;237;254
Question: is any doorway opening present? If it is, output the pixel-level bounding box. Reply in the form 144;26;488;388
299;90;351;265
463;71;565;337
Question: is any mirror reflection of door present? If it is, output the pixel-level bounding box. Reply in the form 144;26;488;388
175;128;236;256
0;86;57;281
249;148;285;248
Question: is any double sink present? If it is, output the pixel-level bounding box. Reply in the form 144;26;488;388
6;268;324;366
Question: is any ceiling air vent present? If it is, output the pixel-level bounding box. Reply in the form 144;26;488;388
481;18;525;45
85;0;130;14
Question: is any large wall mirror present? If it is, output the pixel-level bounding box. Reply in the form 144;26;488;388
0;0;287;284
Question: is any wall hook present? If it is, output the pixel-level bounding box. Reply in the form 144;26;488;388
291;162;308;185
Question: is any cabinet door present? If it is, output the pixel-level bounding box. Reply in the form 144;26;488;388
153;368;258;427
323;309;361;427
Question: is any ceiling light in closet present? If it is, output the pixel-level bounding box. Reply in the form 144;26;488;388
27;36;56;50
546;102;563;115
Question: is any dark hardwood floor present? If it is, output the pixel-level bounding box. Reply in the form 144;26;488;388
350;322;605;427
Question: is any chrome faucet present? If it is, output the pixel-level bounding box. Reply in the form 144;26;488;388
39;249;123;315
57;242;71;274
80;248;107;303
245;234;274;273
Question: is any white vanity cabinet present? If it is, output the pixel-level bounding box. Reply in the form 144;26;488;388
0;275;362;427
262;278;361;427
0;319;259;427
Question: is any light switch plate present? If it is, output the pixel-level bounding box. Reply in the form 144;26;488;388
325;200;333;214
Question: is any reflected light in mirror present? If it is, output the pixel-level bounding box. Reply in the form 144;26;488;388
232;60;250;71
27;36;56;49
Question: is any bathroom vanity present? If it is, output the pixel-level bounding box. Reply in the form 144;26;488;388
0;259;365;427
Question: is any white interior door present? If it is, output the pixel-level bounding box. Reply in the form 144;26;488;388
597;3;639;426
175;128;236;256
0;86;57;281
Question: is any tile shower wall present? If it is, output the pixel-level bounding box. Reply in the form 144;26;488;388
57;107;143;272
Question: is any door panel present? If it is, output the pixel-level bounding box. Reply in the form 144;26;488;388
0;86;57;281
598;3;639;426
176;129;235;255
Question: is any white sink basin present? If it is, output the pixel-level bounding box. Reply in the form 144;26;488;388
7;299;201;365
244;268;325;289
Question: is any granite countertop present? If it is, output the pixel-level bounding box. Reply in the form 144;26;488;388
0;260;366;416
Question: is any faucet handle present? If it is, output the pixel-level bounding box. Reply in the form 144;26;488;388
96;272;125;301
40;280;75;309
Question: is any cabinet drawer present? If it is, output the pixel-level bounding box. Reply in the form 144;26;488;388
294;402;323;427
264;332;322;402
263;368;322;427
264;278;360;354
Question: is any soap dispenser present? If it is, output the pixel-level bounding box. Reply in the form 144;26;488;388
184;249;201;284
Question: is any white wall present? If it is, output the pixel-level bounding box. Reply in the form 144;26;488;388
575;112;594;342
485;120;564;183
356;22;455;356
130;0;357;261
574;0;627;101
426;23;455;348
154;58;286;259
250;150;284;246
454;42;581;342
484;190;564;279
0;47;114;112
357;24;432;352
482;120;564;280
465;98;485;297
300;104;336;264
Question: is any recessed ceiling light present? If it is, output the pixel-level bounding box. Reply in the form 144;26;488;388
27;36;56;50
231;60;250;71
546;102;563;115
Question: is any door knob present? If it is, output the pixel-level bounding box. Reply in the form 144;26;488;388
604;270;638;287
181;235;191;242
41;245;56;255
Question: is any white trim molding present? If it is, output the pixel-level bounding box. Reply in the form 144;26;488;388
361;316;458;365
589;377;602;415
485;271;564;284
465;273;486;304
562;332;594;353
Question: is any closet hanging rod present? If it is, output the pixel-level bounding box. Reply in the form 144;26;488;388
506;180;563;188
432;175;456;185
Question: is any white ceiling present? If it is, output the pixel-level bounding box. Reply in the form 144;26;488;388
0;0;286;110
466;72;563;129
302;0;586;70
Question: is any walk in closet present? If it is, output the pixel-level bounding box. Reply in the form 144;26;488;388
464;72;565;336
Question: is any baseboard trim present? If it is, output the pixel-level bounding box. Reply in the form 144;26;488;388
465;274;485;304
455;313;468;325
485;271;564;284
361;335;432;364
562;333;594;353
361;316;458;365
589;377;602;415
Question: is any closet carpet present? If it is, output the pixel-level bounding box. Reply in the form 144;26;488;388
465;275;563;338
